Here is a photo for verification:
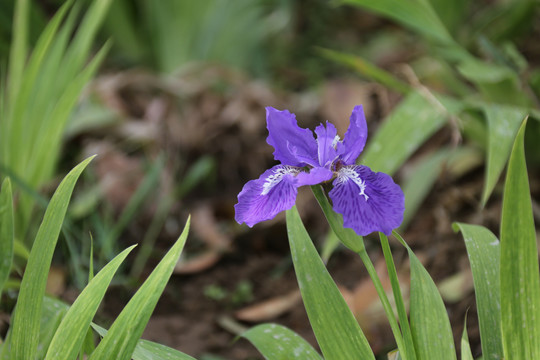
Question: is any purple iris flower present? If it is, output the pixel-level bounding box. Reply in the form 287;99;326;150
234;106;404;236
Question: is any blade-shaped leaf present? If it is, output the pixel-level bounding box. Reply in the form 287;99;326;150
453;223;502;359
341;0;454;45
45;245;136;360
88;217;190;360
91;323;197;360
393;232;456;360
461;315;474;360
481;104;529;205
242;323;322;360
500;118;540;359
10;156;94;360
286;206;374;360
0;178;14;297
361;92;461;175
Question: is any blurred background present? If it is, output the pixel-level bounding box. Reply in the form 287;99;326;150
0;0;539;358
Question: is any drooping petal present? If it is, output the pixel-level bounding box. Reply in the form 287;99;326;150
336;105;368;165
296;166;333;186
266;107;318;167
329;165;404;236
314;121;339;167
235;165;300;227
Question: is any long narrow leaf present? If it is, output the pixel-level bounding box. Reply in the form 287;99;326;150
91;323;197;360
45;245;136;360
286;206;374;360
88;217;190;360
10;156;94;360
242;323;322;360
393;232;456;360
453;223;502;359
361;92;461;175
481;104;528;205
500;118;540;359
0;179;14;297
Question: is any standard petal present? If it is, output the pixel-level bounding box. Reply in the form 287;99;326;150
329;165;404;236
336;105;368;165
296;166;333;186
235;165;300;227
266;107;318;167
314;121;339;167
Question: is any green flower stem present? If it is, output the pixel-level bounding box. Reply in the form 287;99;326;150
379;233;417;360
310;185;408;359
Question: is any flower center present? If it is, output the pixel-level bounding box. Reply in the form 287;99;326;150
335;167;369;201
261;166;299;195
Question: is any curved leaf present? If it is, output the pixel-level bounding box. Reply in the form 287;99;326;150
286;206;374;360
242;323;322;360
500;119;540;359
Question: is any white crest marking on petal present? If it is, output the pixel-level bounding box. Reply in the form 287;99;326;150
336;167;369;201
332;135;341;148
261;166;299;196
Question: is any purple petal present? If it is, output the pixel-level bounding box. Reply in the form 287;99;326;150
329;165;404;236
296;166;333;186
315;121;339;167
336;105;368;165
266;107;318;167
235;165;300;227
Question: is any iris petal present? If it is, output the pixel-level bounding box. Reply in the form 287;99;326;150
296;166;333;186
266;107;318;167
235;165;300;227
336;105;368;165
314;121;339;167
329;165;404;236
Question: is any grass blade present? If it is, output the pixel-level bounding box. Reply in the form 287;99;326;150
45;245;136;360
453;223;502;359
500;118;540;359
286;206;374;360
88;217;190;360
242;323;323;360
10;156;94;360
0;178;14;298
393;232;456;360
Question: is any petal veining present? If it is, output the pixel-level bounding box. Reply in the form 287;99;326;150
235;165;300;227
336;105;368;165
266;107;318;167
315;121;339;167
329;165;404;236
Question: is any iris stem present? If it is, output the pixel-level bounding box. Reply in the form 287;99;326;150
310;185;408;359
355;247;408;360
379;233;417;360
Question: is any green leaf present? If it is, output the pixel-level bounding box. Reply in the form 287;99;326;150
286;206;374;360
92;323;197;360
461;315;474;360
340;0;454;46
453;223;502;359
481;105;529;205
393;232;456;360
45;245;136;360
500;119;540;359
242;323;322;360
88;217;190;360
317;48;411;94
361;92;460;175
10;156;94;360
0;178;14;297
